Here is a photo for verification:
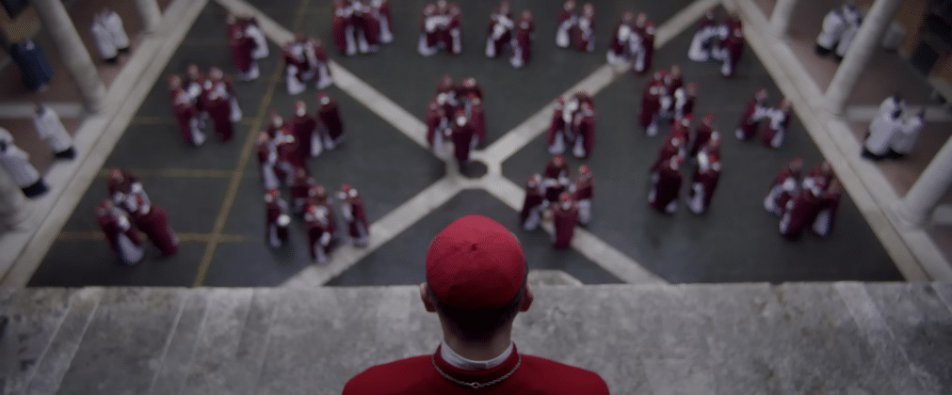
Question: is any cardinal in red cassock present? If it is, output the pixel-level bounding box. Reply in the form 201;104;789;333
552;192;578;249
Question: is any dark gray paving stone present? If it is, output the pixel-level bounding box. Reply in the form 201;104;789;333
862;283;952;393
104;124;248;170
24;288;102;394
503;26;901;283
30;242;205;287
55;289;187;395
328;189;622;286
299;0;697;144
149;292;210;395
181;289;273;395
0;289;73;394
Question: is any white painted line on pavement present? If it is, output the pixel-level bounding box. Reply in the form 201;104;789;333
477;0;721;165
283;177;463;288
481;175;665;285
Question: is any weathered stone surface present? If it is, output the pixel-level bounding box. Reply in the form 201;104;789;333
55;288;187;395
0;288;72;395
148;291;209;395
2;283;952;394
179;288;273;395
861;283;952;393
24;288;102;394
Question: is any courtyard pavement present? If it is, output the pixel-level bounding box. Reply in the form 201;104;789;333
28;0;902;287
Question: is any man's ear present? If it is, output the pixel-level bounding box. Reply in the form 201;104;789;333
519;284;534;312
420;283;437;313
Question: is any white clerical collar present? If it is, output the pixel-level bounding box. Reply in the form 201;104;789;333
440;342;514;371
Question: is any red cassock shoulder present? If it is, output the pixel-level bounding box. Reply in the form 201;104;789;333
343;354;609;395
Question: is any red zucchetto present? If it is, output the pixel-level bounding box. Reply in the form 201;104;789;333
425;215;526;311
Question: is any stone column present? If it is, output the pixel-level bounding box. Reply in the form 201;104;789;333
769;0;799;36
895;137;952;227
134;0;163;34
824;0;903;114
30;0;107;113
0;167;29;230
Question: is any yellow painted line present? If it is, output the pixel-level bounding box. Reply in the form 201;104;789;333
57;231;247;243
97;168;237;179
130;116;254;126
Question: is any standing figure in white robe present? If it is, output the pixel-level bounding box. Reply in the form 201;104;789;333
0;128;48;198
863;109;902;161
100;9;130;53
889;110;924;159
879;94;905;117
815;6;846;56
834;5;862;59
32;104;75;159
91;17;118;63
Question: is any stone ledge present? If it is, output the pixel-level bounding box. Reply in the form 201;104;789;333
0;283;950;394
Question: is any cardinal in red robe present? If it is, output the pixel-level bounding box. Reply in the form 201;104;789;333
332;0;356;56
450;109;475;167
97;200;144;265
168;76;206;147
736;88;768;141
304;203;333;263
340;184;370;247
640;72;665;136
309;184;338;242
131;196;178;256
227;15;258;81
520;174;544;231
289;167;314;215
572;165;593;225
649;156;683;214
687;139;721;215
632;13;656;74
720;24;744;78
779;181;823;240
291;100;319;160
762;100;792;149
265;189;290;248
485;1;513;59
317;92;345;150
543;155;571;203
572;101;596;159
689;113;716;158
764;158;802;216
813;179;841;237
255;132;279;190
552;192;578;249
467;92;487;148
511;10;534;69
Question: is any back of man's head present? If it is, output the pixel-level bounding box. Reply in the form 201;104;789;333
421;215;532;341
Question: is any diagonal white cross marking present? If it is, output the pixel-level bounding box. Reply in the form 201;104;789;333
217;0;716;287
477;0;720;167
283;177;462;288
480;175;664;284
